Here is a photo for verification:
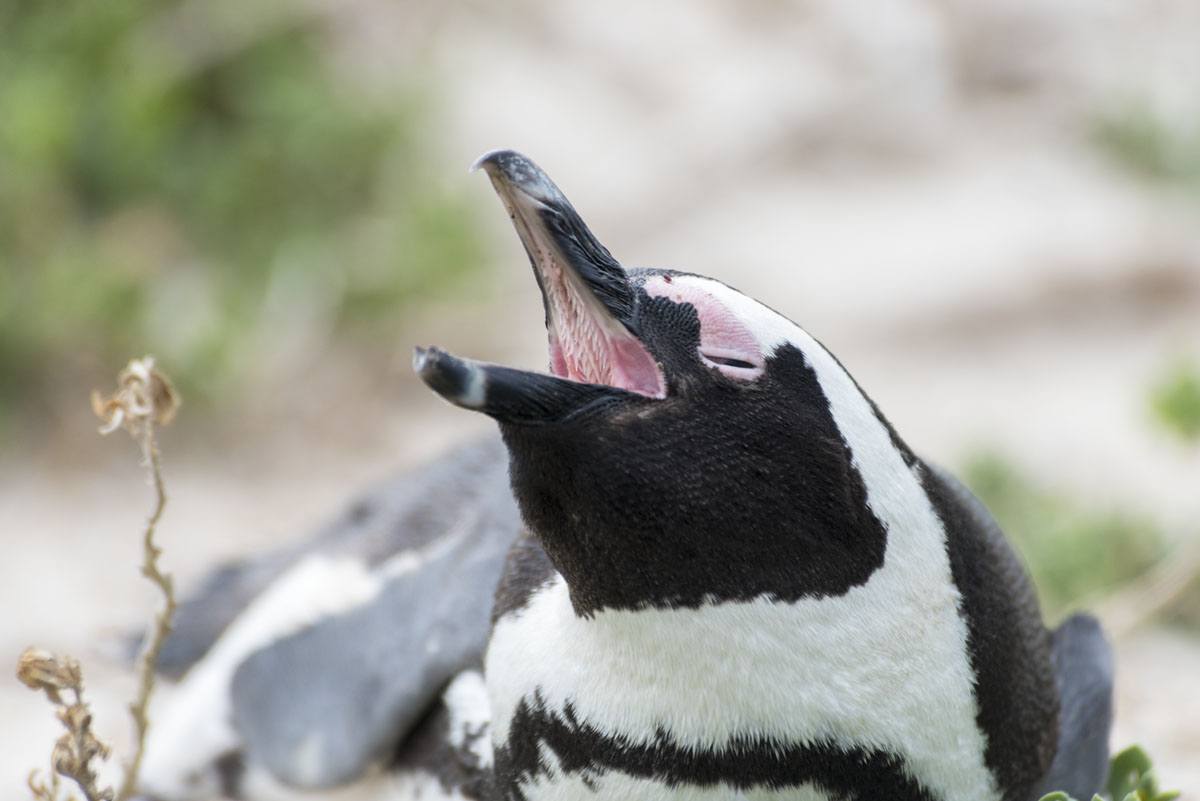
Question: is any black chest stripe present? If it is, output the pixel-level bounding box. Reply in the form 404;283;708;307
495;695;938;801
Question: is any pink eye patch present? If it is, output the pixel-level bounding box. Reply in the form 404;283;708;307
644;276;765;380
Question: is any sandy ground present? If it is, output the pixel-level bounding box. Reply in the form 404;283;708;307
3;0;1200;796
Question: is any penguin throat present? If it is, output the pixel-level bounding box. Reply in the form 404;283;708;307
542;263;664;398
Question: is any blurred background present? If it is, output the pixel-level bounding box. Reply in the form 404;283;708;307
2;0;1199;794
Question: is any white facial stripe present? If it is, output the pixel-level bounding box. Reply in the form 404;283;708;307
667;276;922;556
665;276;809;355
487;275;996;801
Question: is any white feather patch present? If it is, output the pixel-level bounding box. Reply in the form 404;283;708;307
443;669;493;769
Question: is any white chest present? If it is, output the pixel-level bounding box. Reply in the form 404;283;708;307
486;553;997;801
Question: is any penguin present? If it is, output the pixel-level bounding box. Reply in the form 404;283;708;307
414;150;1114;801
131;150;1113;801
132;437;518;800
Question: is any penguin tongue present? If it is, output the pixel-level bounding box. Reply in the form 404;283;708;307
543;265;664;398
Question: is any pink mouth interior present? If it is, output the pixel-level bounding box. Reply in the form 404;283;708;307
543;268;665;398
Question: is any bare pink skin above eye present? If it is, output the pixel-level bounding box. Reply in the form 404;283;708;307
644;276;765;378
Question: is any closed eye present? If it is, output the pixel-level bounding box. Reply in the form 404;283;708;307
643;276;766;382
699;349;764;381
702;354;757;369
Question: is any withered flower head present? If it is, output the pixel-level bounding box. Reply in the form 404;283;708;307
17;648;82;701
91;356;180;436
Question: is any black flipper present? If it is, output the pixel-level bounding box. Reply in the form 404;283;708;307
1031;613;1115;801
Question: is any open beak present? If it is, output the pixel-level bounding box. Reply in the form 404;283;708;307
415;150;665;424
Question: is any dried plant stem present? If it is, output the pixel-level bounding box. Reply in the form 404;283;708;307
18;649;113;801
114;430;176;801
60;687;109;801
20;358;180;801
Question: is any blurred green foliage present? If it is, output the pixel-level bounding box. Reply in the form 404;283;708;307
0;0;482;431
1150;357;1200;444
1039;745;1180;801
963;452;1166;616
1105;745;1181;801
1094;102;1200;188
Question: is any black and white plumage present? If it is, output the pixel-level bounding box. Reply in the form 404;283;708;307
134;151;1113;801
135;439;515;800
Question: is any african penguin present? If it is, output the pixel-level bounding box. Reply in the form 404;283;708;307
132;438;518;801
414;150;1114;801
130;150;1112;801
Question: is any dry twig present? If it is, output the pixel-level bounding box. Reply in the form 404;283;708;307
91;357;180;801
17;649;113;801
15;357;183;801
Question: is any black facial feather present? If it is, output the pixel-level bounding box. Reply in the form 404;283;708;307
498;284;888;615
490;532;558;625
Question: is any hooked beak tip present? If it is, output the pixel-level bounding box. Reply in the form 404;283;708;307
468;153;491;174
469;148;515;176
469;148;563;207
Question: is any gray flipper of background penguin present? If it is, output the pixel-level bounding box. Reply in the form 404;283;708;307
227;456;519;789
1031;614;1115;801
224;436;519;790
145;545;313;679
138;436;515;680
134;436;520;799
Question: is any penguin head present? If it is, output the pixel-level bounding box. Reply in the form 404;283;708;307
417;150;908;614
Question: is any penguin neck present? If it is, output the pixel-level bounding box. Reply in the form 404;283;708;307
531;499;887;620
508;448;894;617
